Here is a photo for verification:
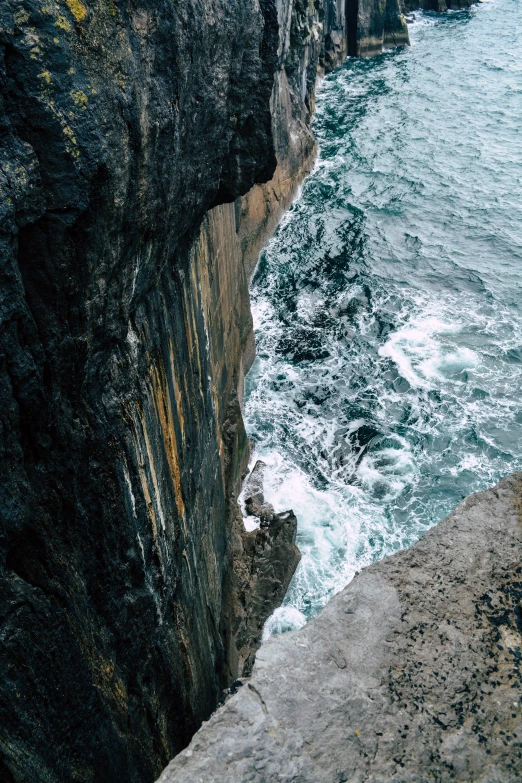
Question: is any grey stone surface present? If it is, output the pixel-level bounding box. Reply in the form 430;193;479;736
159;473;522;782
244;460;269;515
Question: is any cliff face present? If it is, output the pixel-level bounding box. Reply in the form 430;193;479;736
159;474;522;783
0;1;408;782
239;0;409;275
401;0;473;12
0;2;281;781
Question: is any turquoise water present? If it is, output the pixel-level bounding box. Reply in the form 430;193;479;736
244;0;522;637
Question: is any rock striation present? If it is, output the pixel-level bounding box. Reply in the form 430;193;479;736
0;0;278;777
159;473;522;783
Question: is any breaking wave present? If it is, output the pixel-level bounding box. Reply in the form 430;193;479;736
244;0;522;636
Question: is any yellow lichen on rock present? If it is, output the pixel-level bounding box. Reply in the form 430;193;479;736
55;14;72;31
62;124;80;158
70;89;88;108
14;9;30;26
64;0;87;23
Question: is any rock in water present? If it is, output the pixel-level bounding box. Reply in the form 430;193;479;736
229;461;301;676
158;473;522;782
239;508;301;676
244;459;269;514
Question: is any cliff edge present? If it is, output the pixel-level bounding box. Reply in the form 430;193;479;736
159;473;522;782
0;1;409;782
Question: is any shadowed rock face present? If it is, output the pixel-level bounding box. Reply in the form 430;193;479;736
355;0;409;57
0;1;408;782
158;474;522;783
400;0;474;12
238;0;410;276
0;2;280;781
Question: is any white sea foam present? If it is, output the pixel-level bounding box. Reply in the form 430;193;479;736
378;314;466;388
244;0;522;638
262;606;307;640
245;274;522;630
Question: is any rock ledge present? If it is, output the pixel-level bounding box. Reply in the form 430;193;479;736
159;473;522;782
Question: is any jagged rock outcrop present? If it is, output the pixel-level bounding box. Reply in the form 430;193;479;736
159;473;522;782
0;1;409;781
401;0;473;12
228;503;301;678
233;461;301;676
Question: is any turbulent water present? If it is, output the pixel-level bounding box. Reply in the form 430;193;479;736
243;0;522;638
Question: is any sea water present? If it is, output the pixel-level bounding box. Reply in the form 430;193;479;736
243;0;522;638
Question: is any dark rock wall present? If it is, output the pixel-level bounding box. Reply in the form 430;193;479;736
0;2;278;781
238;0;328;279
238;0;409;277
356;0;409;57
0;1;408;782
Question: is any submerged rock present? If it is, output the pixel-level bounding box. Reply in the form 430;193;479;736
159;473;522;782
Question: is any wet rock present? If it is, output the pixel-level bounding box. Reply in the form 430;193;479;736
237;463;301;668
159;473;522;782
242;509;301;674
225;500;301;680
243;460;276;524
244;460;268;512
257;504;275;526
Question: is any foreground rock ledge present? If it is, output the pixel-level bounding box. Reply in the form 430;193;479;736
159;474;522;782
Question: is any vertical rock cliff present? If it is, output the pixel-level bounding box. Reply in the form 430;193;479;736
400;0;473;11
239;0;409;274
0;1;408;782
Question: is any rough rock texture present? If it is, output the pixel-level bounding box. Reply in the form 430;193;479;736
401;0;474;12
238;0;340;279
160;473;522;783
0;1;409;781
356;0;409;57
0;2;281;781
234;460;301;676
231;505;301;678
